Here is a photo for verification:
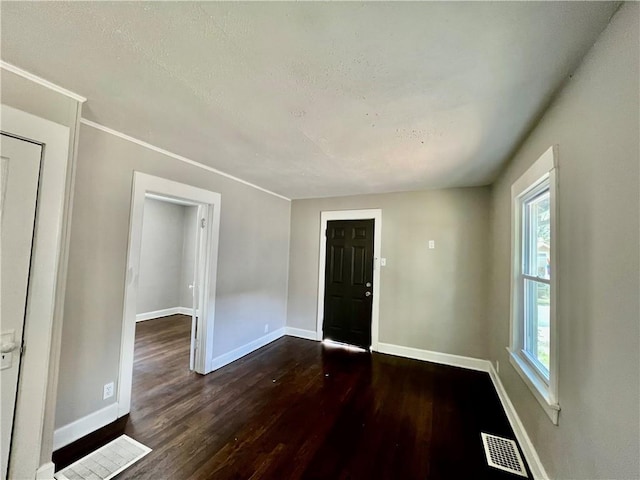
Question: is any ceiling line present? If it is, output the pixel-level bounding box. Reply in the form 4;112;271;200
1;61;87;103
80;118;291;202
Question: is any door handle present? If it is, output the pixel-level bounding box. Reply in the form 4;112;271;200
1;341;18;354
365;291;371;297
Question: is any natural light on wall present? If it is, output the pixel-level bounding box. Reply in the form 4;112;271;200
508;145;560;425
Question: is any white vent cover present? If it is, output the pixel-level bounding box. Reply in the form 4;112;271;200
481;432;528;477
55;435;151;480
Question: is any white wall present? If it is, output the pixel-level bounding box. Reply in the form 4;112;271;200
4;5;635;477
488;4;639;479
56;124;291;429
136;199;198;316
136;198;187;315
287;187;491;359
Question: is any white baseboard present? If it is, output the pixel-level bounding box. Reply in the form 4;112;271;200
136;306;196;322
35;461;55;480
51;336;546;479
488;365;550;480
53;403;119;451
377;342;547;479
284;327;318;341
210;328;285;371
377;342;493;372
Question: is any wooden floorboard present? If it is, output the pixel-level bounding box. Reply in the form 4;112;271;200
54;315;531;479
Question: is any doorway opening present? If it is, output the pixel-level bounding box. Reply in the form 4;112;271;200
118;172;221;419
135;195;201;371
316;209;382;352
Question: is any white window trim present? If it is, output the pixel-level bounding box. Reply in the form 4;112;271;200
508;145;560;425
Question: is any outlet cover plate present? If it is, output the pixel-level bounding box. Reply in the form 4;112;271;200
103;382;114;400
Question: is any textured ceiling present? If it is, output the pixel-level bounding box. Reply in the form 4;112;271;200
1;2;617;199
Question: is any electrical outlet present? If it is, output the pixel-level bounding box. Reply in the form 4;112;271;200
264;324;269;333
428;240;435;249
103;382;114;400
380;258;387;267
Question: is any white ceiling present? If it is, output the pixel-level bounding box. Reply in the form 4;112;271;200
1;2;617;199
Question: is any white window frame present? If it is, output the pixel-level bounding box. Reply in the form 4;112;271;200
508;145;560;424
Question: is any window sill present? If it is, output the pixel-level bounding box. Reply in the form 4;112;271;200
507;347;560;425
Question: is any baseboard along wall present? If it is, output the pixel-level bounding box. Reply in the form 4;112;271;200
53;403;119;452
376;342;492;372
488;365;550;480
284;327;317;341
135;306;196;322
51;327;548;479
375;341;549;480
53;327;286;451
210;327;286;371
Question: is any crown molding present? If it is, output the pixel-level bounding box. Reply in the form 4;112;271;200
80;119;291;202
1;60;87;103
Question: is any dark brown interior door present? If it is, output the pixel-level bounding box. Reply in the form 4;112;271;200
322;219;374;349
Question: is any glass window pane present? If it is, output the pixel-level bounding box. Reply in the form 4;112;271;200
523;190;550;279
523;279;550;375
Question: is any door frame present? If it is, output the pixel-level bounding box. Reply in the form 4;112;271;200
142;194;204;372
1;105;71;479
118;172;221;418
316;209;382;351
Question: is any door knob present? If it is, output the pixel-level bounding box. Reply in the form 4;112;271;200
1;341;18;354
365;282;372;287
365;291;371;297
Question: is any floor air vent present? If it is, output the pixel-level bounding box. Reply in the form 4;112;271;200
481;432;527;477
55;435;151;480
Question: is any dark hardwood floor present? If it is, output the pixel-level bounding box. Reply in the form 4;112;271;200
54;315;530;479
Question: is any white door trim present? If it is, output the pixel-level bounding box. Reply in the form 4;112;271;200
118;172;221;418
1;105;71;479
316;209;382;351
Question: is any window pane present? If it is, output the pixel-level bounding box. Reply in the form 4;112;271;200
523;190;550;279
524;279;550;375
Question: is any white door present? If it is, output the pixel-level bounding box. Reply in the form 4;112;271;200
189;204;207;371
0;134;42;480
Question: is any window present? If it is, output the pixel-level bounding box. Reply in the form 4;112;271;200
509;146;560;424
522;186;551;376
